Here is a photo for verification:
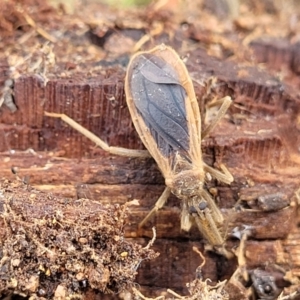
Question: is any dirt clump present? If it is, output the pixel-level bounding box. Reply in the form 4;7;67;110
0;178;158;299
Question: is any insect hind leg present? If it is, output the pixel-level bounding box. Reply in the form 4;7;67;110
44;112;150;158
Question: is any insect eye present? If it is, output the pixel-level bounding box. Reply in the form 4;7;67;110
189;206;197;214
198;201;207;210
188;201;207;214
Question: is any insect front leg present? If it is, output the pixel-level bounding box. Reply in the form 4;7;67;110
138;187;171;229
187;196;224;246
200;188;224;224
197;187;235;257
181;200;193;232
44;112;150;158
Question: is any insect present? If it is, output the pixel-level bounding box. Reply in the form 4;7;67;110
45;44;233;246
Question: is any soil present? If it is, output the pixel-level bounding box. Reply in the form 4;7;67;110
0;178;158;299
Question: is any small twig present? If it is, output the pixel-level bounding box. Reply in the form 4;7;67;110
21;9;57;43
144;227;156;250
132;287;164;300
167;289;184;298
277;291;298;300
192;246;206;269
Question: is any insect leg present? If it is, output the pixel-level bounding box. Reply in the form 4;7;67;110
200;188;224;224
138;187;171;229
188;196;224;246
181;200;193;231
44;112;150;158
203;162;233;185
201;96;232;139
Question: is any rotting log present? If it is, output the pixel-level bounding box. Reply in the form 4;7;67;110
1;0;300;299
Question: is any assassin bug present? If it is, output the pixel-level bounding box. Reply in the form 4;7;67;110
45;44;233;246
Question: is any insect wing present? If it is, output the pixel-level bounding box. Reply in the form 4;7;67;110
125;45;202;178
130;54;190;158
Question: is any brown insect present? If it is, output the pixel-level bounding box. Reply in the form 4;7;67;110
45;44;233;246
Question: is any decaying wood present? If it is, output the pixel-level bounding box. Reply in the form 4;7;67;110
1;0;300;299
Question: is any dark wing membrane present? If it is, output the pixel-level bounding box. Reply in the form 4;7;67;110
130;54;191;162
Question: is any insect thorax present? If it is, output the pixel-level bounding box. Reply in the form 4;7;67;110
165;170;205;199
